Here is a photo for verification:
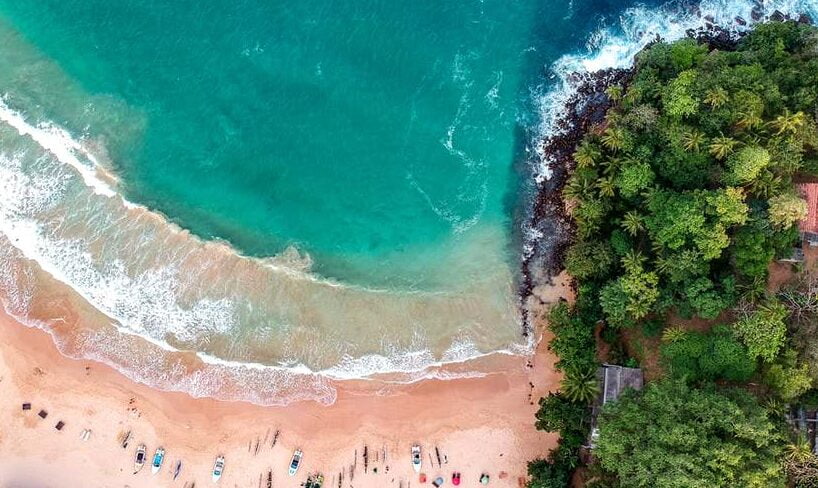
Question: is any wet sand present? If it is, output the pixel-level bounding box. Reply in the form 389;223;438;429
0;274;567;487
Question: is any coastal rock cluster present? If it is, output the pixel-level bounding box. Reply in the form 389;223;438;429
519;67;631;335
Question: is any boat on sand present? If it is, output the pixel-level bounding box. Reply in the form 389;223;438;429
411;445;422;473
212;455;225;482
289;449;303;476
133;444;147;473
151;447;165;474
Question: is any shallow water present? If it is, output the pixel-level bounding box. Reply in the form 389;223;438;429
0;0;815;404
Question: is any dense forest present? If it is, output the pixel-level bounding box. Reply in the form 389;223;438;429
528;20;818;488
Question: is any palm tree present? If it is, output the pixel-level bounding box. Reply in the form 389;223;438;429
772;109;806;135
623;86;642;106
622;249;646;272
601;127;626;152
704;87;729;109
597;177;616;198
573;142;602;169
561;368;600;404
764;397;787;418
785;436;813;464
746;170;782;198
682;130;706;152
661;326;687;344
605;85;623;102
739;275;767;303
736;111;763;130
654;255;671;276
563;177;594;200
601;157;622;176
708;135;738;159
621;211;644;236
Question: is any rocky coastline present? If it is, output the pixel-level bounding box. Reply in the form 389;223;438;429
516;17;814;336
518;68;631;336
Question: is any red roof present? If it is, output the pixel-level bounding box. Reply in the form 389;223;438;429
798;183;818;234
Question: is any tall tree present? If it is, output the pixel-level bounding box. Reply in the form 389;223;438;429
595;380;785;488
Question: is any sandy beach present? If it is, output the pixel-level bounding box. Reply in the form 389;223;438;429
0;273;568;488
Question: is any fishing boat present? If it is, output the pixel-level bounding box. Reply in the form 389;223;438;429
151;447;165;474
411;445;422;473
134;444;147;473
212;456;225;483
173;460;183;480
288;449;303;476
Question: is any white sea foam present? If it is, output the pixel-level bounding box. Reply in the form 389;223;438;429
0;98;117;198
0;98;518;402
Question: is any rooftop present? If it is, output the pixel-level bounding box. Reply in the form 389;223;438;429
588;364;644;448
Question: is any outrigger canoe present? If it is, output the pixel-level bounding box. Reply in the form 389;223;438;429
134;444;147;473
411;445;422;473
289;449;303;476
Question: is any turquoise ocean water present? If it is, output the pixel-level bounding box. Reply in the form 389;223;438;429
0;0;814;404
0;0;580;290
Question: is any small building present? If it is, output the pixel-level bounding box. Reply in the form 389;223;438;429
798;183;818;247
587;364;644;448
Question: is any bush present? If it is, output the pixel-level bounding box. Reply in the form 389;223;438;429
547;303;597;373
661;326;756;382
764;349;813;401
564;240;615;280
768;193;808;229
733;299;789;362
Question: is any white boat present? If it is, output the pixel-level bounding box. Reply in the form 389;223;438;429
134;444;147;473
212;455;225;483
288;449;303;476
151;447;165;474
411;445;421;473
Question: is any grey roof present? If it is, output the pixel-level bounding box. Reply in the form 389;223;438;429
598;364;643;406
588;364;644;448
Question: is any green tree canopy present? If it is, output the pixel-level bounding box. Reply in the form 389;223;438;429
595;380;785;488
768;192;808;229
661;325;755;382
733;299;789;362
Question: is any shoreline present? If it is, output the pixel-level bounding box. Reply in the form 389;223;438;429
0;272;569;486
519;67;630;333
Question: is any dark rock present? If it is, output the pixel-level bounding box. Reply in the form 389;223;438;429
771;10;787;22
735;16;747;26
751;8;763;22
799;14;814;25
519;67;631;334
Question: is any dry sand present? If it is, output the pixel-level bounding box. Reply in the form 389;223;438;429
0;274;570;488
